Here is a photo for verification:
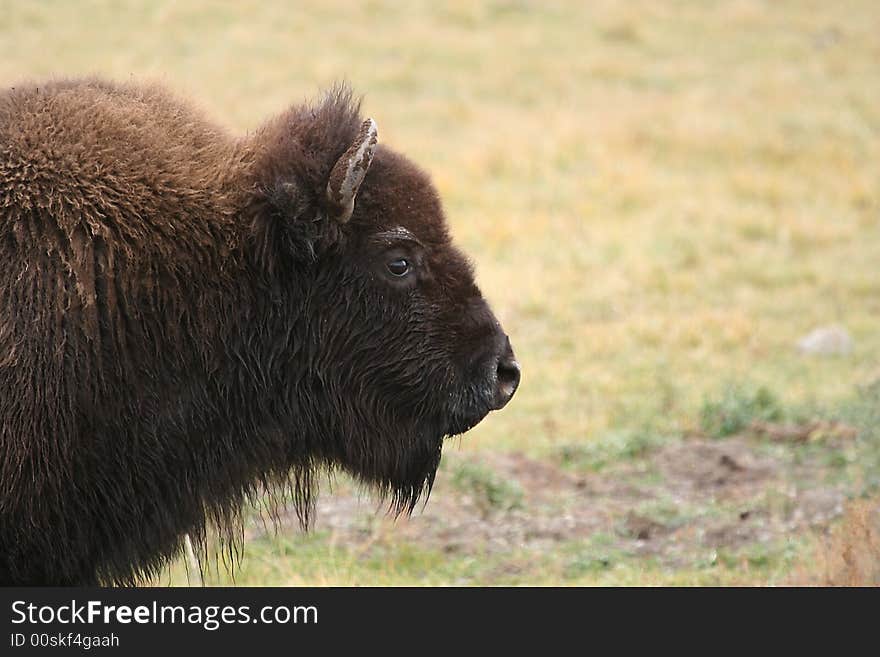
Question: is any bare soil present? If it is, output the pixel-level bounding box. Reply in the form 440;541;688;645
260;428;857;571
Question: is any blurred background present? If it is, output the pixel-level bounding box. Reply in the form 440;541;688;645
2;0;878;585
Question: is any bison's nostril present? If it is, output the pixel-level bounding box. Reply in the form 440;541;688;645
494;356;521;410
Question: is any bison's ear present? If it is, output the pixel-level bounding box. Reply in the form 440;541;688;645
325;118;378;223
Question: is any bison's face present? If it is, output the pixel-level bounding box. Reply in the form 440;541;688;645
343;146;520;436
270;119;519;507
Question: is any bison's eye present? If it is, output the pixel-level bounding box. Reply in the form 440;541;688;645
386;258;411;277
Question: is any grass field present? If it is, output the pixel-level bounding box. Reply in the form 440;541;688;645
2;0;878;585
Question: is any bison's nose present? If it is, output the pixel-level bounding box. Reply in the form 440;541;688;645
492;338;520;410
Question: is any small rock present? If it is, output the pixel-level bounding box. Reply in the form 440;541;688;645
796;325;853;356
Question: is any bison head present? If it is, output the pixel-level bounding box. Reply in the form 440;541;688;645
250;89;520;513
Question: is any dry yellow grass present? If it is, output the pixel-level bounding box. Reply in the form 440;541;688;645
794;498;880;586
2;0;878;585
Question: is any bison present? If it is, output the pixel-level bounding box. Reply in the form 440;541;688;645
0;78;520;585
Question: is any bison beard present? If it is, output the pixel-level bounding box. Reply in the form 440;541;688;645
0;78;518;586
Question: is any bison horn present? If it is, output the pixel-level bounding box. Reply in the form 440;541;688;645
326;118;378;223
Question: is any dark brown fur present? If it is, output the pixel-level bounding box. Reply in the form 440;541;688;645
0;78;518;585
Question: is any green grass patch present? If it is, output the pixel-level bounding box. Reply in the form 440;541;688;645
447;460;524;514
700;383;785;437
556;429;668;472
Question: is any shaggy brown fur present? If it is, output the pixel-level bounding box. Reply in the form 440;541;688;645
0;78;519;585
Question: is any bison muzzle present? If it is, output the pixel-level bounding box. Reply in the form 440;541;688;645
0;78;520;585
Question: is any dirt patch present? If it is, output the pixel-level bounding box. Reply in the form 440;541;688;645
651;440;776;493
623;511;674;541
260;433;852;572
